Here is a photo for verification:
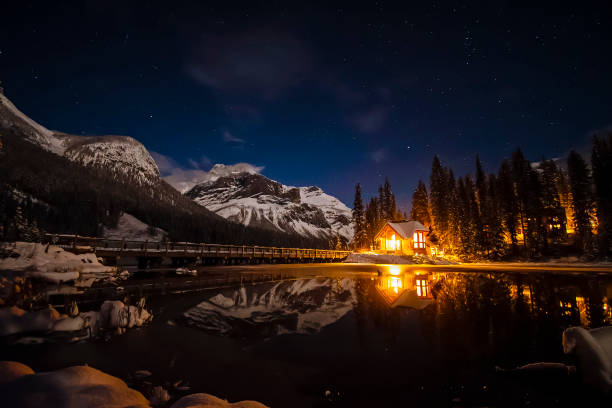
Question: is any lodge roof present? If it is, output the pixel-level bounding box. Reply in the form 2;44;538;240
376;220;429;239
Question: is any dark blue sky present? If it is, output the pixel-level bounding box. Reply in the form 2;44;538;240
2;1;611;210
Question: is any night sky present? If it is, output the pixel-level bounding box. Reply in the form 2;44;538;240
2;1;611;210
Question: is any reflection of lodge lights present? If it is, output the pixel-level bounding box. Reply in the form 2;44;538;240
389;265;401;275
389;276;402;293
415;277;429;297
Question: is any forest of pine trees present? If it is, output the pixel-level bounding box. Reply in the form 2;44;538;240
417;134;612;260
352;133;612;260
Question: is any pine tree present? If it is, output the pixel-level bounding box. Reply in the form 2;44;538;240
430;156;450;251
446;169;460;252
567;150;594;255
382;178;396;220
364;197;380;248
591;133;612;257
378;185;385;221
456;177;476;257
474;156;488;256
498;159;519;255
352;183;366;249
486;174;506;258
410;180;431;226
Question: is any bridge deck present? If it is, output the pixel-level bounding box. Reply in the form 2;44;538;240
45;234;351;261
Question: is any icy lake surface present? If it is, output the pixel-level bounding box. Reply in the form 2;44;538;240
2;268;612;407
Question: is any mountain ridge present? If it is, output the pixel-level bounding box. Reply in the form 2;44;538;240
186;171;354;241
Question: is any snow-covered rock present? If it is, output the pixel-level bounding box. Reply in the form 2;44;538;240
100;300;152;330
171;393;269;408
186;171;353;241
0;363;151;408
182;278;355;337
0;242;115;286
0;300;151;338
0;362;270;408
0;306;61;336
563;326;612;392
0;93;160;185
102;212;166;240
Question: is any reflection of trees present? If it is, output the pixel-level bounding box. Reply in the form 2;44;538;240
352;278;402;346
584;279;605;328
420;273;513;364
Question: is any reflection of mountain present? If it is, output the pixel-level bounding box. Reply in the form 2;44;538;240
181;278;356;337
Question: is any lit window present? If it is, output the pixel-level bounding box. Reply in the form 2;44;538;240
416;277;429;297
413;231;425;249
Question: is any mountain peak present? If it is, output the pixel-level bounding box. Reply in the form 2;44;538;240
186;171;353;241
0;92;160;185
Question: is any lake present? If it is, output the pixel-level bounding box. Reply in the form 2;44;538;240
2;264;611;407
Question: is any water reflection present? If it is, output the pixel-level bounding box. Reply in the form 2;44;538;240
375;271;433;309
179;270;612;350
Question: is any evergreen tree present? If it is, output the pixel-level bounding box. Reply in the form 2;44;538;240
378;185;385;221
364;197;380;248
474;156;488;256
352;183;366;249
410;180;431;226
446;168;460;252
456;177;476;257
430;156;451;251
486;174;506;258
382;178;396;220
498;159;519;255
592;133;612;256
567;150;594;255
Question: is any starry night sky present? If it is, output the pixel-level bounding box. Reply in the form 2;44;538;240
1;1;611;209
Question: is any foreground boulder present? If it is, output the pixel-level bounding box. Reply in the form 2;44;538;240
563;326;612;392
0;362;270;408
171;393;269;408
0;362;150;408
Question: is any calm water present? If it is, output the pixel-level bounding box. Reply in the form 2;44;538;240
2;266;612;407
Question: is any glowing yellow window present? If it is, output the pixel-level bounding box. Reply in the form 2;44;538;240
416;277;429;297
413;231;425;249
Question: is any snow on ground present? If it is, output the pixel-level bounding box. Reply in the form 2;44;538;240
0;362;270;408
0;242;115;286
0;300;151;338
344;252;457;265
102;212;166;240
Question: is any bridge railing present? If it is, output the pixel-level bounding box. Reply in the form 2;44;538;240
44;234;351;259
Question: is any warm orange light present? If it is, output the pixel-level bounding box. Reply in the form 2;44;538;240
389;265;401;275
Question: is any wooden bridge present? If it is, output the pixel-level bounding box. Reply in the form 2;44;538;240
44;234;351;266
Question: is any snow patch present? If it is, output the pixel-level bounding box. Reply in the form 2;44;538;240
0;242;115;286
102;213;166;240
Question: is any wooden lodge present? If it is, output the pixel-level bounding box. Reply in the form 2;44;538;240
374;220;432;256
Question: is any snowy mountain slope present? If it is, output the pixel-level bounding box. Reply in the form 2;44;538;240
0;92;159;185
181;277;356;337
101;213;166;240
185;170;354;241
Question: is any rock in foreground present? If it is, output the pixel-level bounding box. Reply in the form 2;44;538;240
0;362;270;408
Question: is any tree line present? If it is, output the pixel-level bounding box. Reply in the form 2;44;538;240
351;133;612;260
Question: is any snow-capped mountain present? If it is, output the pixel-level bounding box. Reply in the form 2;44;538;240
0;92;159;185
180;277;356;338
185;169;354;241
